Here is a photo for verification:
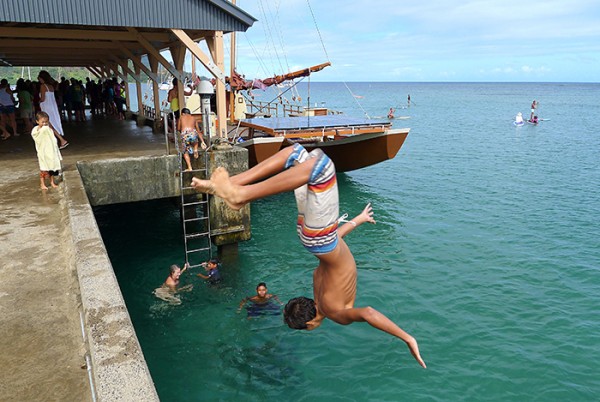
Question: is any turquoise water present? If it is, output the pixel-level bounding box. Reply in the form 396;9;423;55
95;82;600;401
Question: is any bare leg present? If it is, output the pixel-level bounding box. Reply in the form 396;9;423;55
191;157;316;211
230;145;297;186
50;175;59;188
40;176;48;190
183;153;192;171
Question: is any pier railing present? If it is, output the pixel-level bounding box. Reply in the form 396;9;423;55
246;100;304;117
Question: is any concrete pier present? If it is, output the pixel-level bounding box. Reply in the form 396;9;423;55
0;118;173;401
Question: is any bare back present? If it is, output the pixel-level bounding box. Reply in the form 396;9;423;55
313;238;357;321
179;114;198;131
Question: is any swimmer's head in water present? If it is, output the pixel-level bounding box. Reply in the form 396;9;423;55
284;297;316;330
256;282;267;297
170;264;181;278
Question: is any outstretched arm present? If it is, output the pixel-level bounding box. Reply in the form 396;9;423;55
338;203;376;238
329;306;426;368
237;297;249;312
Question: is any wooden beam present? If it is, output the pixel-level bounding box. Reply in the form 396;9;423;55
206;31;227;138
116;43;158;83
148;56;162;120
112;57;141;83
0;27;171;42
170;29;225;81
0;39;137;49
86;66;102;79
127;27;183;82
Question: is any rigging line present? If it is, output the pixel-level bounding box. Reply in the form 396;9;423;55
305;0;330;62
343;82;371;119
271;0;292;74
240;31;291;101
258;0;286;75
244;77;307;114
242;32;274;79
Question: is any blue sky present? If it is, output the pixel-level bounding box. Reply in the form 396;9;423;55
228;0;600;82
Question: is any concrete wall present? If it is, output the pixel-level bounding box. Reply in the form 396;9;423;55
77;155;180;206
77;148;252;245
64;170;159;401
206;145;252;246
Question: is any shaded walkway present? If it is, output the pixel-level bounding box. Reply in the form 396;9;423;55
0;116;165;401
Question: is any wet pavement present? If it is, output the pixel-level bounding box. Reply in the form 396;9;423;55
0;116;165;401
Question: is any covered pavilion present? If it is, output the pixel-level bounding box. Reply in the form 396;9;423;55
0;0;256;135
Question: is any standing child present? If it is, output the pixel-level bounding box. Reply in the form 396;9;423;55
177;108;207;171
31;111;62;190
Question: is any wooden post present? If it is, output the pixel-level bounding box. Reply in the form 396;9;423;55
206;32;226;138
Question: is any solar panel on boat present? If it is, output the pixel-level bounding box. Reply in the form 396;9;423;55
240;115;390;131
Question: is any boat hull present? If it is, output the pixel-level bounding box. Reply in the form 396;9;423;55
235;129;408;172
235;136;285;167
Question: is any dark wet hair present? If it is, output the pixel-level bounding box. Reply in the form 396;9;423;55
35;111;49;121
283;297;316;330
38;70;57;86
208;258;220;265
256;282;267;290
181;108;191;114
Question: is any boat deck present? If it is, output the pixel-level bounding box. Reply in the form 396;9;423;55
239;115;391;137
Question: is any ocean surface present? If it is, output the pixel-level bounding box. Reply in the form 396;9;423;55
95;82;600;401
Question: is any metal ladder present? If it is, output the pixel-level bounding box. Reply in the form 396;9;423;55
175;116;212;268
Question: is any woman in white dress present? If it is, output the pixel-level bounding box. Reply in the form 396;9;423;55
37;71;68;149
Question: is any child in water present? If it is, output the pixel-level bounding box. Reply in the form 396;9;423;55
31;111;62;190
197;258;222;284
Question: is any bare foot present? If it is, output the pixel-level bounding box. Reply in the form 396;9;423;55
406;337;427;369
191;167;245;210
41;185;48;190
185;168;192;172
51;182;59;188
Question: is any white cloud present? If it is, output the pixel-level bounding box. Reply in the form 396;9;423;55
230;0;599;81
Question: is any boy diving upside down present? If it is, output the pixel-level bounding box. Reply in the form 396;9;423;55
191;144;426;368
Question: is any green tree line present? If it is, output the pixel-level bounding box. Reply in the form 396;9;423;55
0;67;100;83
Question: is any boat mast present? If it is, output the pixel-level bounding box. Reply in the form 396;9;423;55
229;0;237;123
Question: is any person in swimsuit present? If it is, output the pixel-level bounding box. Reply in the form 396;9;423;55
197;258;222;285
190;144;426;368
154;263;192;305
177;108;206;171
530;100;537;121
238;282;283;312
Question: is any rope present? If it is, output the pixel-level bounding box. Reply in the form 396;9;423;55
343;82;371;119
306;0;330;62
